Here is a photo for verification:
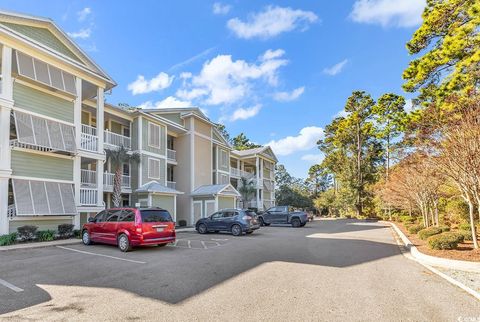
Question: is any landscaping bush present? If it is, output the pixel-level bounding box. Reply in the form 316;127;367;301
178;220;187;227
418;227;442;240
399;216;415;224
438;225;450;232
36;230;55;242
17;225;38;241
457;229;478;241
408;224;424;234
0;232;17;246
428;232;462;250
58;224;74;238
458;223;471;231
73;229;81;239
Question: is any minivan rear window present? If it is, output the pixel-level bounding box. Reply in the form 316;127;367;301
140;210;173;223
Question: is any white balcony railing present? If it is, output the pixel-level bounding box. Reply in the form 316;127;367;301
230;168;255;179
81;169;97;186
104;130;131;149
103;172;131;189
167;181;176;189
230;168;241;177
10;139;52;152
167;149;176;162
80;125;98;152
80;188;97;206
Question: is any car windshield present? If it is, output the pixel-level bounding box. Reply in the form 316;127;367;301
140;210;173;223
245;210;256;217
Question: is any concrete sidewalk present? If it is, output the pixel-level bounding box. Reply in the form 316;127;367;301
0;238;81;251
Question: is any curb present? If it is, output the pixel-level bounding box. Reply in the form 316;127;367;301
386;221;480;273
175;227;196;233
0;239;81;252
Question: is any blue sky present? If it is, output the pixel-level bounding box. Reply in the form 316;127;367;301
1;0;425;178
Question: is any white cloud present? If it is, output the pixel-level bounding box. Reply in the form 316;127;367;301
77;7;91;22
138;96;192;109
301;154;324;164
323;59;349;76
128;72;174;95
273;87;305;102
334;110;350;118
179;49;288;105
67;28;91;39
213;2;232;15
229;104;262;121
350;0;425;28
227;6;318;39
267;126;324;156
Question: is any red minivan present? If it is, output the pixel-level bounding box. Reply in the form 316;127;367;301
81;207;176;252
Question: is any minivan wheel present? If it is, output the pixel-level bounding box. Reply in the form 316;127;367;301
291;218;301;228
198;223;208;234
231;224;242;236
82;230;91;245
118;234;131;252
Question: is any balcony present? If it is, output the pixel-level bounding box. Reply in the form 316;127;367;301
103;172;131;191
80;124;98;152
104;130;131;150
167;149;176;162
80;188;97;206
230;168;255;179
80;169;97;187
167;181;176;190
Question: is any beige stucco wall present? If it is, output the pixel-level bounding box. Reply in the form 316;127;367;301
194;118;211;137
194;135;211;188
218;196;235;210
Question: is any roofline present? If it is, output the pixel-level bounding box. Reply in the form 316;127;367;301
137;111;188;133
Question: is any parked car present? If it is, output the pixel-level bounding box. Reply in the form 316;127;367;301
257;206;308;227
306;212;315;222
82;207;176;252
196;208;260;236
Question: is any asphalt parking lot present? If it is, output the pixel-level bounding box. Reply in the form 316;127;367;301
1;220;479;321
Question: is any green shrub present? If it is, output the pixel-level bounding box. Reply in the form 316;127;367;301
428;232;461;250
0;233;17;246
17;225;38;241
457;229;476;241
408;224;424;234
399;216;415;224
458;223;471;231
36;230;55;242
73;229;81;239
438;225;450;232
418;227;442;240
58;224;74;238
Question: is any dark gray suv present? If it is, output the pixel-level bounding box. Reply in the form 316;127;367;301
195;208;260;236
257;206;308;227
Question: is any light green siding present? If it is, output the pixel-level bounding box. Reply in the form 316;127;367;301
11;150;73;181
131;119;139;150
3;22;81;63
14;83;74;123
142;119;166;156
110;121;122;134
151;195;175;217
218;196;235;210
160;113;183;125
141;155;166;185
9;218;73;234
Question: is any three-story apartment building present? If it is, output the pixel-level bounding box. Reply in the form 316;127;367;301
0;10;276;234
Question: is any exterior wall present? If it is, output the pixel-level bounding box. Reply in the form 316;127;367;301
142;118;166;156
151;194;175;218
141;154;166;186
13;82;74;122
161;113;183;126
11;150;73;181
174;131;191;225
194;135;211;188
9;218;73;233
217;148;229;172
131;118;139;150
194;118;211;137
218;196;235;210
192;197;215;218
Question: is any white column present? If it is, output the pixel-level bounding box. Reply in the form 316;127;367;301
96;87;104;153
73;156;81;229
73;77;82;229
96;160;104;207
255;156;260;209
0;45;13;235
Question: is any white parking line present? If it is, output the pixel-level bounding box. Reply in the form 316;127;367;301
187;240;191;249
56;246;146;264
0;278;23;292
201;241;208;249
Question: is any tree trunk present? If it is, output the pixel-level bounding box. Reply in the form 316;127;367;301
467;200;478;249
112;167;122;208
356;121;363;217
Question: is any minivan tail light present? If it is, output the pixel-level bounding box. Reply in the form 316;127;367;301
136;227;142;233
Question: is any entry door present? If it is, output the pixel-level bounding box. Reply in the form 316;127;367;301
193;202;203;224
205;200;216;217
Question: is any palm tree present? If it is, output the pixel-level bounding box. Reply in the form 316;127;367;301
238;176;256;208
106;145;140;207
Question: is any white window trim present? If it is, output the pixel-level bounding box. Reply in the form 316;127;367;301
148;157;161;180
148;122;161;149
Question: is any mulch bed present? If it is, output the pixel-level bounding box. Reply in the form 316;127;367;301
395;222;480;262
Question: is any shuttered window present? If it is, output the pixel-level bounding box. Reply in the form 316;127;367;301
15;51;77;96
12;179;77;216
220;149;228;167
219;173;229;184
148;158;160;179
148;122;160;148
14;110;76;153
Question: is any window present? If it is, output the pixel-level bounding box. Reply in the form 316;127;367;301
106;210;121;222
148;122;161;148
211;212;222;220
123;163;130;176
223;211;235;218
119;210;135;222
140;210;172;223
148;158;160;179
219;173;229;184
94;210;107;223
220;149;228;167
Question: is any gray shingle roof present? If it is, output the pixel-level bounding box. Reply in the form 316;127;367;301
191;184;240;197
135;181;183;194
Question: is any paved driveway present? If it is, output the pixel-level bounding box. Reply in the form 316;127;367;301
0;219;478;321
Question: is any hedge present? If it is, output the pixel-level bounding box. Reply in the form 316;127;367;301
0;232;17;246
408;224;424;234
427;232;463;250
418;227;442;240
36;230;55;242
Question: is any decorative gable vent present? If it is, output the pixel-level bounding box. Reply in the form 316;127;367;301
14;50;77;96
